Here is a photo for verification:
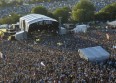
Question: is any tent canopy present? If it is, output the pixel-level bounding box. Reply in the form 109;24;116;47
59;27;67;35
78;46;110;62
107;20;116;26
20;14;57;24
15;31;27;40
72;24;89;33
20;14;58;32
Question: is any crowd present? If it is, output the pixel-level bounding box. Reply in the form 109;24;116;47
0;28;115;82
0;0;116;18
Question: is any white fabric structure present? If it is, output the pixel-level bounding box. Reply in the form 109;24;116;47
107;20;116;26
112;45;116;49
0;24;9;29
78;46;110;62
59;27;67;35
40;61;45;66
19;14;58;32
0;52;3;59
15;31;27;40
72;25;89;33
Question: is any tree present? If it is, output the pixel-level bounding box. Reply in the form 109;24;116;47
47;12;55;18
31;6;48;16
53;7;71;23
94;12;110;21
0;0;7;7
72;0;95;22
0;13;21;24
98;2;116;21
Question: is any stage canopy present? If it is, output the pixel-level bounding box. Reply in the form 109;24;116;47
15;31;27;40
78;46;110;62
19;14;58;32
107;20;116;27
72;25;89;33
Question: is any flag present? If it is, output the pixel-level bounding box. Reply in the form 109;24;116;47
40;62;45;66
57;42;63;46
36;39;40;42
0;52;3;59
0;52;6;61
106;33;110;40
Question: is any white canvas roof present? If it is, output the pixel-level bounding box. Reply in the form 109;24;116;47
20;14;58;31
72;25;88;33
107;20;116;26
15;31;25;35
0;24;9;29
20;14;57;25
78;46;110;62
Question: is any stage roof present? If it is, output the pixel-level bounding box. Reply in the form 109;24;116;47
78;46;110;62
20;14;58;32
20;14;57;25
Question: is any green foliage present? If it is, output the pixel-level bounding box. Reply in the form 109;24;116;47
72;0;95;22
53;7;71;23
31;6;48;16
0;30;4;37
47;12;55;18
31;6;55;18
97;2;116;21
100;3;116;13
95;12;110;21
0;0;23;7
0;13;21;24
73;0;95;11
0;0;7;7
72;9;85;22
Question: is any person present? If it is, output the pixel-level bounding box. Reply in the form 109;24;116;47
0;52;6;64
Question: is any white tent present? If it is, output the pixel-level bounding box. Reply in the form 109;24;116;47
19;14;58;32
59;27;67;35
0;52;3;59
0;24;9;29
78;46;110;62
72;24;88;33
107;20;116;26
15;31;27;40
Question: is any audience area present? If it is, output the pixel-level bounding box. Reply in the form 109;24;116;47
0;29;115;83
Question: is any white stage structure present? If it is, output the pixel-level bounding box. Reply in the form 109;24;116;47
72;24;89;33
59;27;67;35
78;46;110;62
19;14;58;32
15;31;27;40
107;20;116;27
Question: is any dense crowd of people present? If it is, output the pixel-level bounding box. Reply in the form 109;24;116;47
0;0;116;18
0;28;115;82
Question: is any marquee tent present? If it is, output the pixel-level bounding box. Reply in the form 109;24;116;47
15;31;27;40
19;14;58;32
59;27;67;35
72;24;89;33
0;24;9;29
78;46;110;62
107;20;116;26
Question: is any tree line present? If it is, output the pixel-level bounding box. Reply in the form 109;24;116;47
0;0;23;7
0;0;67;6
28;0;116;23
0;0;116;24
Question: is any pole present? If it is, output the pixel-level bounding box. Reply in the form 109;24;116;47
58;17;62;34
59;17;62;29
